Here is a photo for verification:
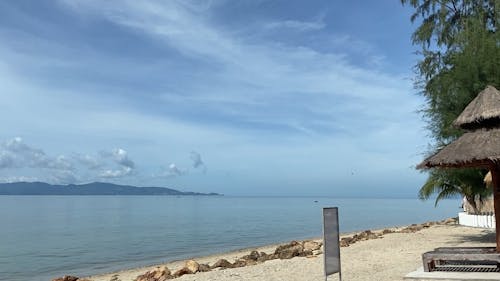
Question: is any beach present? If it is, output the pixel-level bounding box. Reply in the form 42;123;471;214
83;221;495;281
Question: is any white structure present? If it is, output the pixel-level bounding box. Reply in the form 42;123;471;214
458;211;496;228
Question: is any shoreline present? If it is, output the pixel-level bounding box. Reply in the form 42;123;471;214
85;237;321;279
83;219;448;279
81;218;475;281
81;230;393;279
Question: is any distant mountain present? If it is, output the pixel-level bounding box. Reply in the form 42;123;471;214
0;182;221;196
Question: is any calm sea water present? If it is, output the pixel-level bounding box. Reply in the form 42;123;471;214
0;196;460;281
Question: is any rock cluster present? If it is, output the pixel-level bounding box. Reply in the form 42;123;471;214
131;240;323;280
133;260;212;281
273;240;322;259
135;266;171;281
339;217;458;247
274;241;305;259
339;230;381;247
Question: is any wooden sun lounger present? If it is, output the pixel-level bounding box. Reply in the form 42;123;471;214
422;247;500;272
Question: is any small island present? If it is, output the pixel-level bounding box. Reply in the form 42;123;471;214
0;182;221;196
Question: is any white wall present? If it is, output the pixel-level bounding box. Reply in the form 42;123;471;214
458;212;495;228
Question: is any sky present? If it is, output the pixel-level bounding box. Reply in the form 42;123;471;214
0;0;431;197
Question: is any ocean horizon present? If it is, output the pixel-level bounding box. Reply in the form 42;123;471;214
0;196;460;281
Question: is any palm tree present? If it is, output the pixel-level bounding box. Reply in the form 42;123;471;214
419;168;490;213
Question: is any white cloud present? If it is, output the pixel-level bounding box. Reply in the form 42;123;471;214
99;148;135;179
0;137;77;184
0;138;139;183
100;167;133;178
168;163;186;177
74;153;102;170
0;137;73;170
0;175;41;183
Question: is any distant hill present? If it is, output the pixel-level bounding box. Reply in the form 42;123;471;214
0;182;221;196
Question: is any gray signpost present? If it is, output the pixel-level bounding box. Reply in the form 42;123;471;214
323;207;341;281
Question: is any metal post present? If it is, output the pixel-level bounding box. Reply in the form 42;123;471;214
323;207;341;280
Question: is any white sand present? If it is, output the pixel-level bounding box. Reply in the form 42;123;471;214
87;224;495;281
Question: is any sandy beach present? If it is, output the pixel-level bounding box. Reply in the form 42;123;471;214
82;221;495;281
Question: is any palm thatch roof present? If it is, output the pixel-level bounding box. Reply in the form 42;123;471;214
453;85;500;129
417;128;500;169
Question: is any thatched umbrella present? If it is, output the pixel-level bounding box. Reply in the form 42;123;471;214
418;85;500;252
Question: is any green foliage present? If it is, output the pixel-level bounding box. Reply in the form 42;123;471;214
402;0;499;205
419;169;489;208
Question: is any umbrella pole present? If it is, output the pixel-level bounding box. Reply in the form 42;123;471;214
491;165;500;253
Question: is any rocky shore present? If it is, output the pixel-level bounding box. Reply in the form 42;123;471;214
53;217;490;281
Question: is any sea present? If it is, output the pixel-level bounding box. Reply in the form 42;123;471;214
0;196;460;281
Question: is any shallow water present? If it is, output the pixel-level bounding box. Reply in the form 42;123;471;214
0;196;459;281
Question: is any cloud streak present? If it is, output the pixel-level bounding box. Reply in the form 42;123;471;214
264;20;325;32
56;0;414;138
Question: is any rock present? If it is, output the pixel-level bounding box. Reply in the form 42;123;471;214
312;250;323;255
110;274;120;281
349;235;358;242
400;225;423;233
185;260;200;273
245;259;258;266
358;230;378;240
198;264;211;272
172;267;192;278
274;241;304;259
303;241;322;251
241;250;260;261
382;229;394;234
339;239;350;247
52;276;79;281
135;266;171;281
159;267;172;279
257;252;272;262
443;217;457;225
211;259;233;269
300;249;313;257
266;253;278;260
232;259;247;268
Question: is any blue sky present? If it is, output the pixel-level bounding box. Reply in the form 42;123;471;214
0;0;430;197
